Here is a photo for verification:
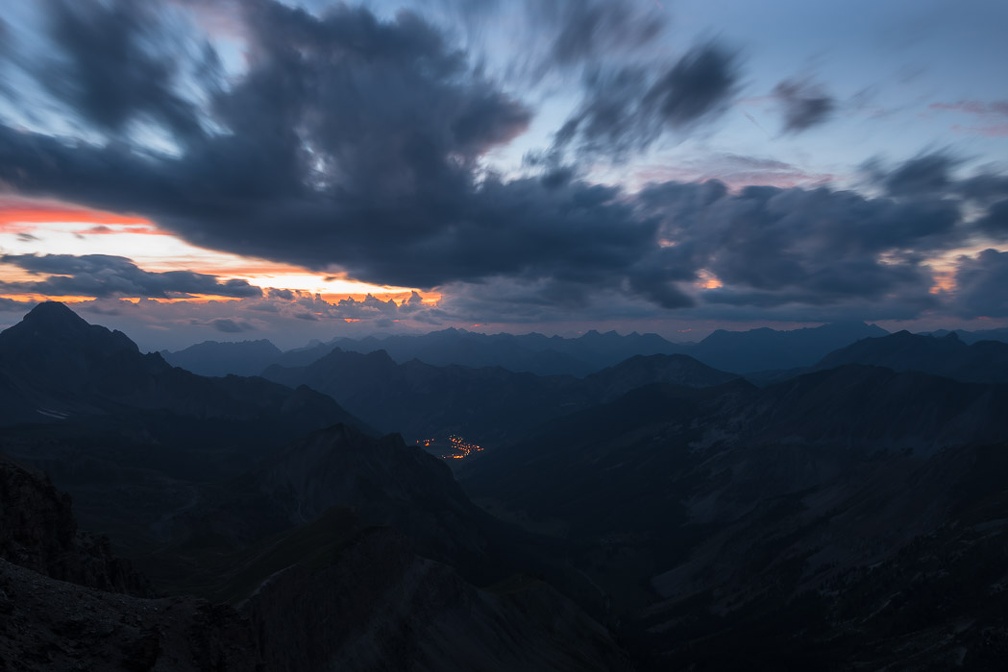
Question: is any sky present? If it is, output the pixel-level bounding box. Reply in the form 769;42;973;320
0;0;1007;350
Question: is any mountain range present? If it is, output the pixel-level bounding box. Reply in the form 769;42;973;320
261;348;738;443
2;302;1007;670
164;320;899;378
459;367;1008;668
814;329;1008;383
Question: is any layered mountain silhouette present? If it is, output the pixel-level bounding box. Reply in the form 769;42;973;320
0;301;363;430
0;304;633;670
0;302;371;553
162;320;891;378
160;338;282;377
4;301;1007;670
929;326;1008;344
1;441;629;671
813;330;1008;383
688;320;889;373
262;348;737;442
460;366;1008;668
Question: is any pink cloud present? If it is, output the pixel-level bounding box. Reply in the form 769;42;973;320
952;123;1008;137
930;100;1008;117
631;154;835;191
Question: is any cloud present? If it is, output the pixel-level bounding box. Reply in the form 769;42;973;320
30;0;214;144
648;42;740;128
930;100;1008;117
532;0;666;70
953;249;1008;317
639;180;955;306
632;153;835;190
554;41;742;158
209;318;250;334
772;78;835;133
976;199;1008;237
868;151;960;197
1;0;1007;328
0;254;262;299
952;123;1008;138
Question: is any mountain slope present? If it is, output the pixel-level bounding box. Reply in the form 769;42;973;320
460;366;1008;667
161;424;572;589
161;338;282;377
690;321;888;373
814;330;1008;383
0;454;147;595
328;327;685;376
0;302;364;431
0;302;371;555
146;425;636;670
263;348;736;443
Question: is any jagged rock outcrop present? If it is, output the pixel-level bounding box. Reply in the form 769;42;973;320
0;559;260;672
0;455;147;595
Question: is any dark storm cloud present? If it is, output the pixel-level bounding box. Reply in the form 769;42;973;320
957;173;1008;204
210;318;252;333
772;78;835;133
1;0;1006;323
638;178;960;306
531;0;665;68
34;0;211;142
555;41;741;158
0;254;262;299
648;42;740;128
879;152;959;197
0;1;663;299
976;199;1008;236
953;249;1008;317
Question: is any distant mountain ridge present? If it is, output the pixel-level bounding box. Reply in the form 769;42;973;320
160;338;281;377
813;330;1008;383
688;321;889;373
162;320;894;378
262;348;738;442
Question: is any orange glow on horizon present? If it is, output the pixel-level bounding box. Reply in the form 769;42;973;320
318;291;441;306
0;196;439;306
0;293;249;305
0;197;159;232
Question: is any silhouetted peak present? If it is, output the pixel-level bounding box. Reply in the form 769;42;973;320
941;331;962;342
22;301;90;331
2;301;140;357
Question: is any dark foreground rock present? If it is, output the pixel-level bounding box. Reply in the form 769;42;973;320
1;448;632;671
0;455;147;596
0;559;259;672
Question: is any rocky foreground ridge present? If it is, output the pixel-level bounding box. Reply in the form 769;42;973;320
0;447;630;671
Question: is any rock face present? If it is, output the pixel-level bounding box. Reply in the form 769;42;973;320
0;560;260;672
1;437;632;672
0;455;147;595
0;453;258;672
